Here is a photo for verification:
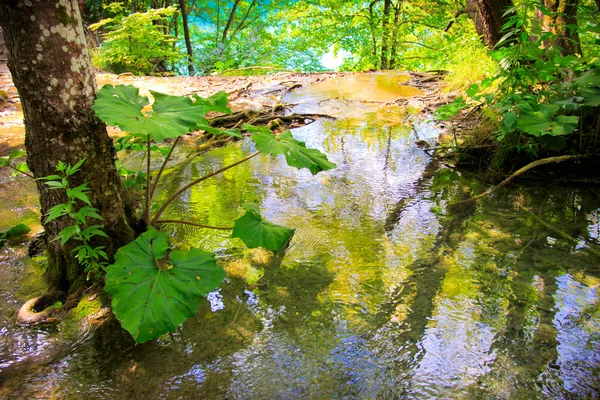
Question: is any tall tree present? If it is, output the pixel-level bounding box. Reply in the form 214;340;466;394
0;0;137;292
179;0;195;75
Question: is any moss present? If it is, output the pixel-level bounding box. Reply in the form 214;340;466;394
59;293;108;341
56;5;77;26
16;256;48;301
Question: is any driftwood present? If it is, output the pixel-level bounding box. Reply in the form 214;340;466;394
206;111;335;129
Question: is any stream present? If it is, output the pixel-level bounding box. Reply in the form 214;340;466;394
1;72;599;399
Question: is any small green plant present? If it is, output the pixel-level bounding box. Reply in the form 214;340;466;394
92;84;336;343
0;149;32;178
434;96;468;154
40;160;110;280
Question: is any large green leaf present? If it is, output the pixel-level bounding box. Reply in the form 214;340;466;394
246;126;336;175
232;203;294;252
146;91;211;141
193;91;231;114
93;85;213;141
105;227;225;343
516;104;559;136
92;84;149;134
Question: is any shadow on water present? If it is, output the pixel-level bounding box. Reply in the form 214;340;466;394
0;72;599;398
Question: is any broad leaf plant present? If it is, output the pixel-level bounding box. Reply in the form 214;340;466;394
92;84;335;343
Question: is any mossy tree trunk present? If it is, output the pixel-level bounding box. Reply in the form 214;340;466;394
0;0;137;293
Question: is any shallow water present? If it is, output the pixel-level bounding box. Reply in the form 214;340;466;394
1;73;599;399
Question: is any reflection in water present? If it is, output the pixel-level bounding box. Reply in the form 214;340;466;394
1;74;599;398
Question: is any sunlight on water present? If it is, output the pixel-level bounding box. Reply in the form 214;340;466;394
1;72;599;399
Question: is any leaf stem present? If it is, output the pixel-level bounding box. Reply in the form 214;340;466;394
152;150;260;224
155;220;233;230
8;165;34;179
145;135;152;227
149;136;180;201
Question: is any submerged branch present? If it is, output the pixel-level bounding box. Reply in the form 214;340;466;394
155;220;233;230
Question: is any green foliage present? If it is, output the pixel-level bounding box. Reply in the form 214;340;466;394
40;160;109;279
93;84;335;343
89;6;183;75
0;224;31;249
463;0;600;161
245;124;337;175
232;203;295;252
0;149;31;177
105;227;225;343
92;85;232;141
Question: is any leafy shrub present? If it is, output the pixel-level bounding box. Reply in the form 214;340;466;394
89;5;183;75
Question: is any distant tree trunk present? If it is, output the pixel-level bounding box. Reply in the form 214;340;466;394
222;0;241;43
466;0;486;40
368;0;379;65
388;2;402;69
179;0;194;75
541;0;581;55
380;0;392;69
0;0;137;292
473;0;514;48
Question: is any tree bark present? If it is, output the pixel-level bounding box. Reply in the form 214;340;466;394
221;0;241;43
474;0;514;48
179;0;194;75
0;0;137;292
380;0;392;69
541;0;581;55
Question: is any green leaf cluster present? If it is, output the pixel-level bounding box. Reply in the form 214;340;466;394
89;6;183;75
0;149;30;177
245;124;336;175
41;159;109;278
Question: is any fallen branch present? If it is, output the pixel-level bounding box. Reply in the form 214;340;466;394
453;155;580;206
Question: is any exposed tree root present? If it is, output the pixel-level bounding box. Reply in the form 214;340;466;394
206;111;335;129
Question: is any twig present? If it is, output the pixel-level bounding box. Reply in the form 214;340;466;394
152;151;260;224
453;155;581;206
155;220;233;230
7;165;34;179
215;66;291;75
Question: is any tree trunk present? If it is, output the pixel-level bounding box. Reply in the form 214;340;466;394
179;0;194;75
474;0;514;48
380;0;392;69
221;0;241;43
0;0;137;292
541;0;581;55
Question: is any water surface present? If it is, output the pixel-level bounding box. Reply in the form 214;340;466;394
0;73;599;399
